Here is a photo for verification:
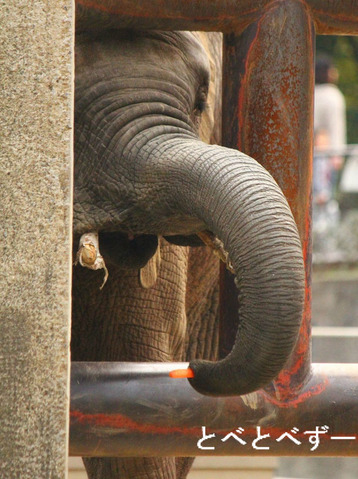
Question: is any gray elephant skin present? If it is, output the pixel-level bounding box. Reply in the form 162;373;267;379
71;25;305;479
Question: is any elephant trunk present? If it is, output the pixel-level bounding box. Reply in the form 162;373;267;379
144;136;305;396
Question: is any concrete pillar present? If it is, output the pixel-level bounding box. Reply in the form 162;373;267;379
1;1;73;477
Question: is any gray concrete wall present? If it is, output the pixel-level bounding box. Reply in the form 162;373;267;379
1;1;73;477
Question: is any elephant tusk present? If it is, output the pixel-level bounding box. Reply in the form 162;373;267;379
197;230;235;274
139;239;161;289
75;231;109;289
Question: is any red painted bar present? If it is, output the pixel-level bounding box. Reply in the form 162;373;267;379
221;0;315;396
76;0;358;34
70;362;358;456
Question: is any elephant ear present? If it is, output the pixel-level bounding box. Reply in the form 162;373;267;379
99;232;159;271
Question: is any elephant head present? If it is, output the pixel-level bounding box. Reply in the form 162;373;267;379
74;29;305;397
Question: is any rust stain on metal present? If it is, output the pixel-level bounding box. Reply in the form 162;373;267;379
71;409;202;436
263;376;328;409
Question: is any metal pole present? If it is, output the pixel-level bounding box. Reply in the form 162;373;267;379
221;0;315;397
70;362;358;456
75;0;358;34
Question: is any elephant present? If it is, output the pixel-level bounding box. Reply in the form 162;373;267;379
71;20;305;479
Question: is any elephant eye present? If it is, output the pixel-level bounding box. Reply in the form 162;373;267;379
194;99;208;114
194;86;208;115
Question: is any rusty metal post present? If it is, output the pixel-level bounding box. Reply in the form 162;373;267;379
75;0;358;35
221;0;315;399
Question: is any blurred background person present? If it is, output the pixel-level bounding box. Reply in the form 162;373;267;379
313;55;347;253
314;54;347;199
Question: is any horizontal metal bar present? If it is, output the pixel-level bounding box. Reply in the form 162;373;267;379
313;326;358;338
70;362;358;457
75;0;358;34
314;144;358;158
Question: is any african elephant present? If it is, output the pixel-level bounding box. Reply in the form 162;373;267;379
71;23;305;479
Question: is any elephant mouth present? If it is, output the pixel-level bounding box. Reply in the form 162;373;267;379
74;227;233;291
75;228;232;290
96;231;159;270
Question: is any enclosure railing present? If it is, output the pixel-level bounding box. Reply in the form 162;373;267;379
70;0;358;456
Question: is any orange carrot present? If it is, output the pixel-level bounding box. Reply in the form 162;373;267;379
169;368;195;379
